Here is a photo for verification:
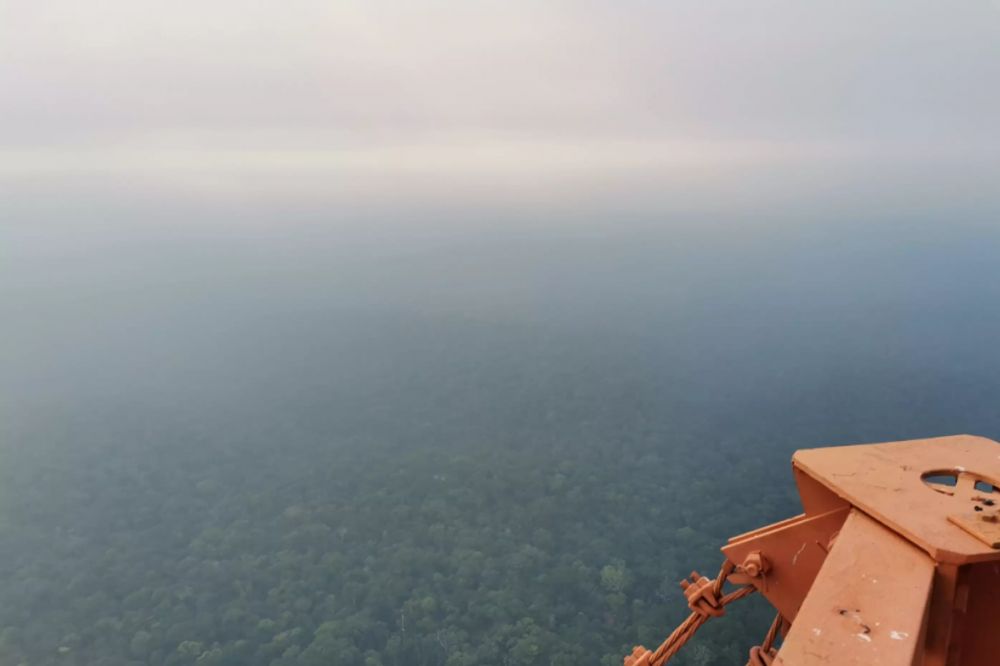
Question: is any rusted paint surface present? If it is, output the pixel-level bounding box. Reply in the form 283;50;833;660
723;507;849;622
792;435;1000;564
776;509;933;666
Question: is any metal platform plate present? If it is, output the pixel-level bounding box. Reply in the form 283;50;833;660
793;435;1000;564
776;509;934;666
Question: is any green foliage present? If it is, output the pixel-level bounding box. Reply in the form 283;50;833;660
600;561;632;594
0;319;799;666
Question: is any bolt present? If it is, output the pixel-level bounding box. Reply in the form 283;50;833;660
742;551;770;578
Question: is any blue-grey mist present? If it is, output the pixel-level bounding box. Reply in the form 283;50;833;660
3;186;1000;664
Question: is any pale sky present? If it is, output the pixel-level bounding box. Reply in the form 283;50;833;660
2;0;999;210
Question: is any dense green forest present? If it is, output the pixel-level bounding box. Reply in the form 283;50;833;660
0;316;796;666
3;224;1000;665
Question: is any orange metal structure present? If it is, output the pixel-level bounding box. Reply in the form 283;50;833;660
626;435;1000;666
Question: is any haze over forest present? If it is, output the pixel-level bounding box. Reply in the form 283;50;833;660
3;1;1000;665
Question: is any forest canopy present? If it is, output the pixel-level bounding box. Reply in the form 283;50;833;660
4;223;1000;665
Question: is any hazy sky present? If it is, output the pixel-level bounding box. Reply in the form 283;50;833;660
2;0;999;212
